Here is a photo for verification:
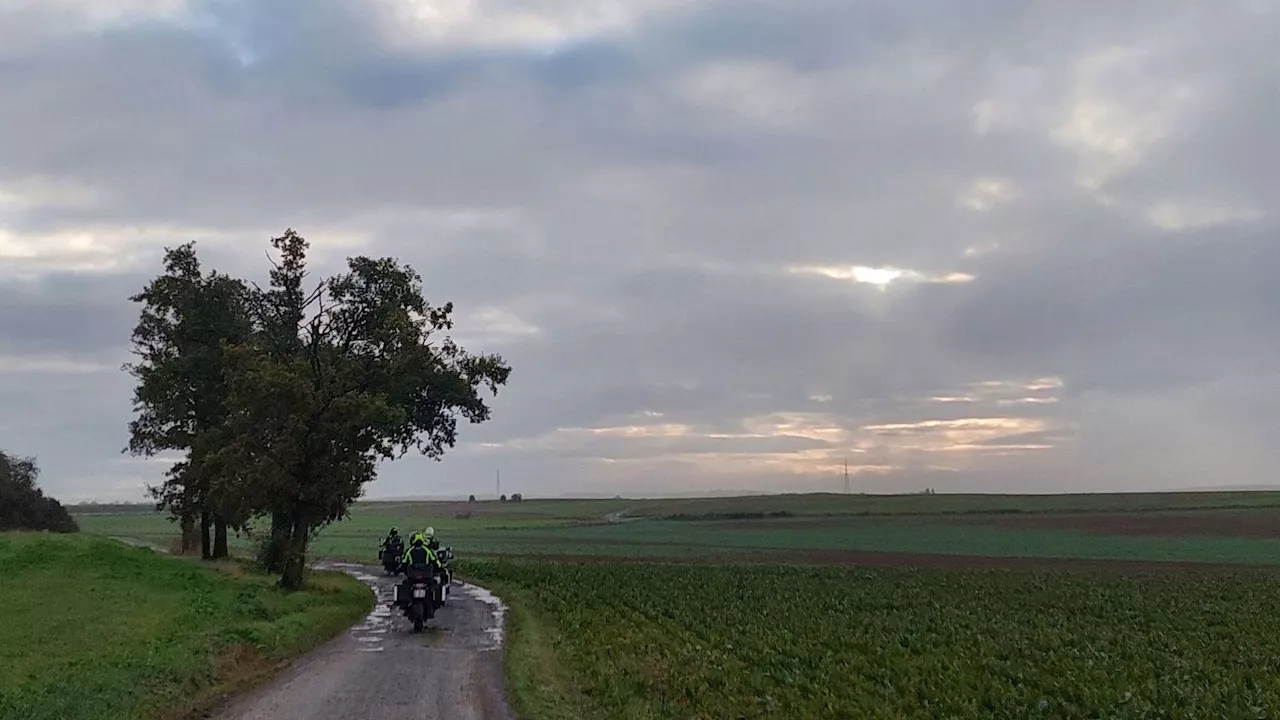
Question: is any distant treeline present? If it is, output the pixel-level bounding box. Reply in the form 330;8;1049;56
69;503;160;516
0;451;79;533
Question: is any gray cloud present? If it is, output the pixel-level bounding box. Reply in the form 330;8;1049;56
1;0;1277;501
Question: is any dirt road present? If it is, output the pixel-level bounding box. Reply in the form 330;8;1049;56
211;562;515;720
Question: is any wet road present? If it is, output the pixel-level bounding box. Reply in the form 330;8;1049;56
212;563;515;720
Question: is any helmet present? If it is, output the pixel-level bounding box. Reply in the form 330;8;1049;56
389;527;398;535
425;527;435;538
411;532;424;545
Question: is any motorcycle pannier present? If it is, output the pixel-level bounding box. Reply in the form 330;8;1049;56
394;582;413;605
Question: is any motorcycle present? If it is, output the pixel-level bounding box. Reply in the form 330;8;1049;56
435;547;454;607
393;565;439;633
378;540;404;575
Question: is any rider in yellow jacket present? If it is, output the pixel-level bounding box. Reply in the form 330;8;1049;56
401;532;438;570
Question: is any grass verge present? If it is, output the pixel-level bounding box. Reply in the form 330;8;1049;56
0;532;372;720
466;576;603;720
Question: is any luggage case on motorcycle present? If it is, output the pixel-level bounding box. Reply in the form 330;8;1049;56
394;569;433;605
394;582;411;605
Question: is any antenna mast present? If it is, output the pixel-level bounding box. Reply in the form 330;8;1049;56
843;456;850;494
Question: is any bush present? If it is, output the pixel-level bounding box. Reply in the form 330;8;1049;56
251;531;286;572
0;451;78;533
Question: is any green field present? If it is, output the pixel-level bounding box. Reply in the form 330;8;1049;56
71;492;1280;718
466;560;1280;719
0;533;372;720
72;489;1280;524
603;490;1280;518
80;511;1280;567
75;492;1280;567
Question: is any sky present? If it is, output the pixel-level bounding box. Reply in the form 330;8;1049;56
1;0;1277;502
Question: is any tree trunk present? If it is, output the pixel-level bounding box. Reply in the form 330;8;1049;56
279;511;309;591
200;510;212;560
212;515;229;559
260;509;291;573
180;512;198;555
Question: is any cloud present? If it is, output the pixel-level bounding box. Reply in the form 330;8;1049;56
0;0;1277;501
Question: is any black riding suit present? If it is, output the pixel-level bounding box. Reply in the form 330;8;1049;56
400;543;438;575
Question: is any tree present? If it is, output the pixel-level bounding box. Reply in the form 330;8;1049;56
468;494;476;503
500;494;507;503
213;231;511;589
511;492;523;502
0;451;78;533
124;242;252;559
238;229;313;574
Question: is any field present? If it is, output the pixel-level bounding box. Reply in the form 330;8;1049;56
0;533;372;720
466;561;1280;719
73;491;1280;718
73;491;1280;567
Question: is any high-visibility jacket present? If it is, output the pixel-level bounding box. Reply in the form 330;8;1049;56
402;543;438;568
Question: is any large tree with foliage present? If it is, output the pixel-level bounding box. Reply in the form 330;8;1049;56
0;451;78;533
124;243;252;559
211;230;511;588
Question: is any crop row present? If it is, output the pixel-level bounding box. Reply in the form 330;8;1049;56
464;560;1280;719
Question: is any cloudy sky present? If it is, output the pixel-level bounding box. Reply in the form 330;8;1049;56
1;0;1277;502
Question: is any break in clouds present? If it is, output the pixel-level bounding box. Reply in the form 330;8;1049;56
1;0;1277;501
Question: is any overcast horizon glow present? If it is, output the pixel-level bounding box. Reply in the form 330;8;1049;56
1;0;1277;502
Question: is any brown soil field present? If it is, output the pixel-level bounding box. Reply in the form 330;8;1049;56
951;509;1280;538
716;508;1280;539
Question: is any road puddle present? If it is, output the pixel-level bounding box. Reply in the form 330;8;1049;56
317;561;396;651
454;581;507;651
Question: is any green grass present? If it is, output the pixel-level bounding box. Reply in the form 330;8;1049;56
73;490;1280;529
464;559;1280;719
0;533;373;720
489;582;606;720
66;494;1280;719
75;495;1280;567
72;505;580;559
351;490;1280;519
491;516;1280;565
616;490;1280;518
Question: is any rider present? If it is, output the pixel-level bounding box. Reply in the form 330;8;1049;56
379;527;402;557
401;532;439;574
